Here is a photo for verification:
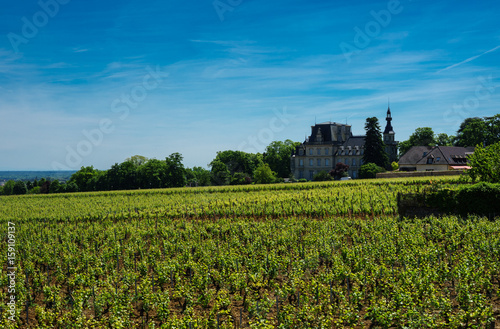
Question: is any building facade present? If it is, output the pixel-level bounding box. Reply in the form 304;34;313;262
290;108;397;180
398;145;474;172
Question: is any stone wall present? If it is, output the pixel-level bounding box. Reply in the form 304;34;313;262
377;170;464;179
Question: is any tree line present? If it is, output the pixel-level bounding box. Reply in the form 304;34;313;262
0;140;300;195
398;114;500;155
1;114;498;195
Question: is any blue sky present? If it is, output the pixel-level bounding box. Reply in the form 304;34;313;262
1;0;499;170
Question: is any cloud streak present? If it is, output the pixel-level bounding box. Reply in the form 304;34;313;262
437;45;500;73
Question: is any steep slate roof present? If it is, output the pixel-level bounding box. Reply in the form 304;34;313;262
383;107;394;134
399;146;432;165
344;135;365;147
399;146;475;165
308;122;351;143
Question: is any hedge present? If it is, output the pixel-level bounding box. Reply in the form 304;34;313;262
426;182;500;217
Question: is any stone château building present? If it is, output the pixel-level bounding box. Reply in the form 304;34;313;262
291;108;398;180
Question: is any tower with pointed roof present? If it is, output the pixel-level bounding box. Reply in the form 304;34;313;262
383;106;398;163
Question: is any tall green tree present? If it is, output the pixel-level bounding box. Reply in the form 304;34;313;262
49;180;62;194
454;117;488;147
137;159;167;189
69;166;101;192
165;152;186;188
125;155;148;167
363;117;389;169
12;181;27;195
186;167;212;187
263;140;300;178
106;161;138;190
398;127;437;155
210;160;231;185
435;133;455;146
209;150;263;184
454;115;500;146
486;114;500;144
2;180;15;195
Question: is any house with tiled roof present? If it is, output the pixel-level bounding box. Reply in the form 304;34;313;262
398;145;475;172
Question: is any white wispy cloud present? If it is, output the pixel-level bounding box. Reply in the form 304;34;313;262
437;45;500;73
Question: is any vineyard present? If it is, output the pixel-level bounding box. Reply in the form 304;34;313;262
1;176;499;328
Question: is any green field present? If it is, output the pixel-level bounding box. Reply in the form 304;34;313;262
1;177;499;328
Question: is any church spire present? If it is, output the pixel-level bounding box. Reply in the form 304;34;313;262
383;103;397;163
384;104;393;134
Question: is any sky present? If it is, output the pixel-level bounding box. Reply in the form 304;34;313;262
0;0;499;171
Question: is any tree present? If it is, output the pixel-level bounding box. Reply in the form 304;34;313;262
12;181;27;195
467;141;500;183
40;180;51;194
26;181;33;191
411;127;436;146
64;181;79;193
186;167;211;187
210;160;231;185
28;186;41;194
49;179;62;194
165;152;186;188
363;117;389;169
89;171;108;191
398;127;436;155
253;163;277;184
454;117;488;147
435;133;454;146
2;180;15;195
454;115;500;147
359;163;386;179
329;162;349;180
209;150;263;185
263;140;300;178
106;161;138;190
485;114;500;144
70;166;100;192
137;159;167;189
216;150;262;175
125;155;148;167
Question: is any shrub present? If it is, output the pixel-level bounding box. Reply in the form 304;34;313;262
313;170;333;181
230;172;252;185
329;162;349;180
467;141;500;183
359;163;385;179
253;163;277;184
